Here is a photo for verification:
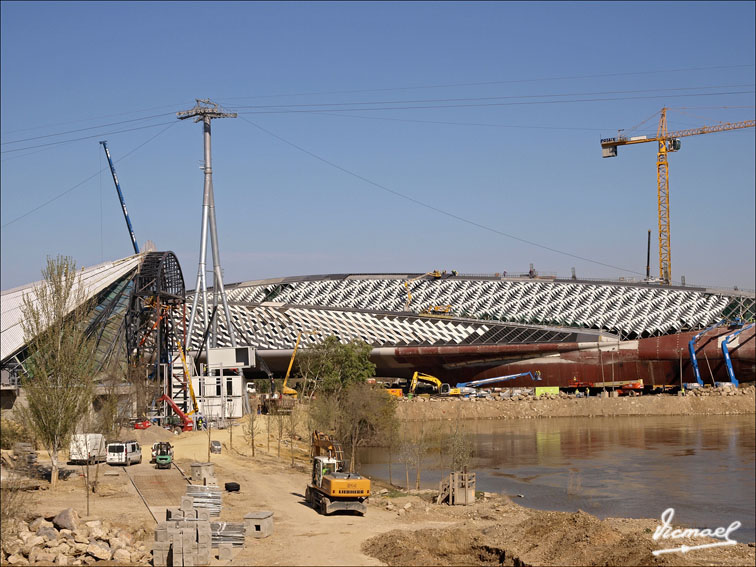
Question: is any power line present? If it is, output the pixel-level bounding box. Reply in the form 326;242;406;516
1;122;178;229
298;111;611;131
0;121;175;154
0;100;194;137
225;84;755;110
1;113;175;145
218;63;755;101
236;115;645;277
234;91;755;117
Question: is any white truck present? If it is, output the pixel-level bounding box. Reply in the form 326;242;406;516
69;434;107;464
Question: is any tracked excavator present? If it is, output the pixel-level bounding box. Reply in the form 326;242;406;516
305;431;370;516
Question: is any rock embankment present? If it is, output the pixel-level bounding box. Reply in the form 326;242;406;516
1;508;151;565
397;384;756;421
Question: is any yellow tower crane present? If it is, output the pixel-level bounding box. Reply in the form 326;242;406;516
600;109;754;283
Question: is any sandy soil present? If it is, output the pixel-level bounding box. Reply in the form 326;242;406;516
9;413;754;566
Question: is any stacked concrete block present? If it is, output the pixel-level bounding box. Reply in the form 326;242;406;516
243;511;274;539
190;462;216;486
153;505;212;567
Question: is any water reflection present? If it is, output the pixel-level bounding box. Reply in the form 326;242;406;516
359;414;755;542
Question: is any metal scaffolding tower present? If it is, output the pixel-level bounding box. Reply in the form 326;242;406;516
178;99;237;349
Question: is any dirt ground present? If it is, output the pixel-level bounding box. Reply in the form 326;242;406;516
7;406;755;566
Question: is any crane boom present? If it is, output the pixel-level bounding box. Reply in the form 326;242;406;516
99;141;140;255
457;371;541;389
600;108;755;282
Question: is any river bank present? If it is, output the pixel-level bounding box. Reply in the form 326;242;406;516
395;384;756;421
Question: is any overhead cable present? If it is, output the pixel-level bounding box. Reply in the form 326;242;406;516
1;121;175;154
1;113;175;145
226;84;755;110
234;91;756;116
237;116;645;277
219;63;755;101
1;122;178;228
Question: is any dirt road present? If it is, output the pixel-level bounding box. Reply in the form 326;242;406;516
168;430;455;566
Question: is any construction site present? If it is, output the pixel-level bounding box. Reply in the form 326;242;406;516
1;97;755;567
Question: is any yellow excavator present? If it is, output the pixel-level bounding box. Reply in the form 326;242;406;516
305;431;370;516
409;371;461;396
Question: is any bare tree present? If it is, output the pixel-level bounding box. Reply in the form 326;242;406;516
126;359;160;419
285;409;300;467
0;466;31;542
273;408;285;459
447;416;473;473
243;409;259;457
412;420;430;490
19;256;96;489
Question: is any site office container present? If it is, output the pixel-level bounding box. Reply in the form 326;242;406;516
69;434;107;464
106;440;142;466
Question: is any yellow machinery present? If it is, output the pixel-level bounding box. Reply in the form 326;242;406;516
305;431;370;516
175;339;200;416
601;108;754;283
409;371;461;396
403;270;442;311
419;305;453;317
282;328;320;399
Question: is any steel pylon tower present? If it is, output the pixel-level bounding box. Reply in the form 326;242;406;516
178;99;237;349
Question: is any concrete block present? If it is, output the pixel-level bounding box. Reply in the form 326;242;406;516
197;510;210;521
218;543;233;561
244;510;274;539
152;551;167;567
152;541;171;552
166;507;184;521
197;533;211;546
180;496;194;513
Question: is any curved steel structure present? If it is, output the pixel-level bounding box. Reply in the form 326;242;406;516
125;251;185;377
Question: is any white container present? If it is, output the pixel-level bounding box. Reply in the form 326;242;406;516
69;434;107;464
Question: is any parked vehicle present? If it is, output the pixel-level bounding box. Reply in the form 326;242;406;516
210;440;222;454
106;441;142;466
69;434;107;464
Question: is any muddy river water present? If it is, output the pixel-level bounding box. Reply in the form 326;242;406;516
359;414;756;542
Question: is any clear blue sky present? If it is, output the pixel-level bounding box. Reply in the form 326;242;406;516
2;1;754;291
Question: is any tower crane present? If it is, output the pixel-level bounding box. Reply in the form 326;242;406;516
600;109;754;283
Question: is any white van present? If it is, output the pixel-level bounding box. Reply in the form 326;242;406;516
69;434;107;464
106;441;142;466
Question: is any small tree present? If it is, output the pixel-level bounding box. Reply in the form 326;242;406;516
19;256;96;489
243;409;259;457
286;408;300;467
299;336;375;396
412;420;430;490
336;382;396;473
273;408;285;458
125;358;160;419
447;418;473;473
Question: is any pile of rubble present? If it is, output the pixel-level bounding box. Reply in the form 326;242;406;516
686;384;754;397
1;508;150;565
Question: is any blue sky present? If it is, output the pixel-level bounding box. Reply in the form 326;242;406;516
2;1;754;291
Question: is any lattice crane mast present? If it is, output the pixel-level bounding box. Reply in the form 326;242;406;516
600;108;754;283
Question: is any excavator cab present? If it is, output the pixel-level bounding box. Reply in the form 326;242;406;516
312;456;341;488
